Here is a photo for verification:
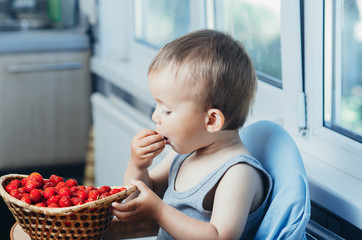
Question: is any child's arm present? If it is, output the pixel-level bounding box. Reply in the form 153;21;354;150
113;163;262;239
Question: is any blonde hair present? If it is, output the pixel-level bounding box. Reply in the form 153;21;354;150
148;29;257;130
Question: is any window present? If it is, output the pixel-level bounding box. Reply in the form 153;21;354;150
214;0;282;87
134;0;191;49
324;0;362;142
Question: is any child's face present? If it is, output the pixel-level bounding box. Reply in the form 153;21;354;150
149;68;210;154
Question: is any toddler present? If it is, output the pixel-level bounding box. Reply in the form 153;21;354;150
112;29;272;240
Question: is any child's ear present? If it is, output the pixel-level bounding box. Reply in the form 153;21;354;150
205;108;225;133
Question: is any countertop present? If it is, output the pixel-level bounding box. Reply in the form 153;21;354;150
0;29;89;53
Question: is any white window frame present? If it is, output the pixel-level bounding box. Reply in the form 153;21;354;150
297;0;362;228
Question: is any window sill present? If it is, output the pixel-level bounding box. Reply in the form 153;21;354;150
302;151;362;229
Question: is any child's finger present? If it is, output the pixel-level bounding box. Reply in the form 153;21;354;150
130;179;148;192
134;129;158;140
139;133;164;148
112;199;136;212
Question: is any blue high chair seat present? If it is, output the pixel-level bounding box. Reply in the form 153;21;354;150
239;121;311;240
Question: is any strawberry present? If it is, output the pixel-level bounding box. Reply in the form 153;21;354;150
35;202;46;207
98;186;111;194
59;196;72;208
47;203;59;208
28;172;44;188
20;195;32;204
49;175;64;185
76;190;88;201
18;187;26;194
58;188;72;198
55;182;68;192
43;181;55;190
88;190;99;200
85;186;97;193
10;189;22;199
99;192;111;199
70;186;79;196
43;187;56;199
46;195;61;205
84;198;95;203
66;179;78;188
29;189;43;203
71;197;83;206
110;188;122;195
5;184;18;193
24;180;38;193
21;178;28;187
9;179;21;188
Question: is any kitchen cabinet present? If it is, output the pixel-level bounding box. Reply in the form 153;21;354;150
0;50;91;168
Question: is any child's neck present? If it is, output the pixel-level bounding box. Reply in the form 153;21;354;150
194;130;248;161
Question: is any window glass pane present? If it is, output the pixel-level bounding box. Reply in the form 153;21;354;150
215;0;282;86
324;0;362;142
134;0;191;49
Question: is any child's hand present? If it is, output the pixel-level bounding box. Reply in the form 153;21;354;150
130;129;166;170
112;180;164;222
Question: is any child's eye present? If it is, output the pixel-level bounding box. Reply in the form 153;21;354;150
163;110;172;115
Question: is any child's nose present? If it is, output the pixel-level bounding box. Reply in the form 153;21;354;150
152;110;160;124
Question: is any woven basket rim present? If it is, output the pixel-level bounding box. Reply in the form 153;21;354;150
0;173;136;214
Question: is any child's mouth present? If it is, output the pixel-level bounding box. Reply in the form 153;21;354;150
163;136;170;144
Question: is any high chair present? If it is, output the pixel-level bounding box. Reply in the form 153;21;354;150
239;120;311;239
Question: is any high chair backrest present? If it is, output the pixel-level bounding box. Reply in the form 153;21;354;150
239;121;311;240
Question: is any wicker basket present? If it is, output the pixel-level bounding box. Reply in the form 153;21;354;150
0;174;136;240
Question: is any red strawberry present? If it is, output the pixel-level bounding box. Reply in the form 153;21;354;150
21;178;28;187
66;179;78;188
70;186;79;196
28;172;44;188
99;192;111;199
71;197;83;206
85;186;97;193
24;180;38;193
84;198;95;203
55;182;68;192
78;186;86;191
43;181;56;190
9;180;21;188
20;195;32;204
76;190;88;201
43;187;56;199
46;195;61;205
10;189;22;199
5;184;18;193
49;175;64;185
110;188;121;195
59;196;72;208
47;203;59;208
58;188;72;198
35;202;46;207
98;186;111;194
88;190;99;200
18;187;26;194
29;189;42;203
